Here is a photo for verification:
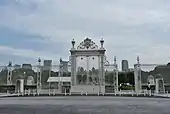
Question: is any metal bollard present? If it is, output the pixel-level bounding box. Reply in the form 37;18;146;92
86;92;88;96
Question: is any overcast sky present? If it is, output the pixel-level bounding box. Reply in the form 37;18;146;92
0;0;170;69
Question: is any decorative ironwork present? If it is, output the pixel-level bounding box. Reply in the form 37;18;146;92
104;56;110;65
77;38;98;50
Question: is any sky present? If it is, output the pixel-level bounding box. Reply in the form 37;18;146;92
0;0;170;69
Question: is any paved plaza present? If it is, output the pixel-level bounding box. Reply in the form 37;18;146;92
0;96;170;114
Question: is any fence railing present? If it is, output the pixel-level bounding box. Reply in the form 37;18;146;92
1;89;169;98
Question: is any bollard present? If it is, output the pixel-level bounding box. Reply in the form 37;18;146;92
93;88;95;94
86;92;88;96
81;91;83;96
167;91;168;97
65;89;67;96
28;90;30;96
69;92;71;96
119;90;121;96
98;92;100;96
18;90;19;96
153;90;155;97
37;90;40;96
53;89;55;96
33;92;35;96
149;90;151;96
49;90;51;96
25;90;27;96
103;92;105;96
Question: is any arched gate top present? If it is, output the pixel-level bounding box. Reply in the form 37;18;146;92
77;38;98;50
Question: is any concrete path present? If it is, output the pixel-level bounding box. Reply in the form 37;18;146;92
0;96;170;114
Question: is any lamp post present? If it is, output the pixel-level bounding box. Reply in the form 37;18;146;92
58;58;62;93
37;57;41;94
48;65;51;95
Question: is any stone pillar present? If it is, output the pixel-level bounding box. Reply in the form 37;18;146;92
70;39;76;86
101;55;105;85
74;56;77;85
134;65;138;92
134;56;142;93
114;56;118;92
115;70;118;92
155;79;159;94
99;38;106;86
20;79;24;94
134;64;141;93
98;56;101;84
7;66;12;85
86;56;89;84
71;55;77;86
71;55;74;85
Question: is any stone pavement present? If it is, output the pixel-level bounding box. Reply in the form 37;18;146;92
0;96;170;114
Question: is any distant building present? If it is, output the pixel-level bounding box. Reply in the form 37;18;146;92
14;64;21;70
122;60;129;72
43;60;52;70
22;64;32;70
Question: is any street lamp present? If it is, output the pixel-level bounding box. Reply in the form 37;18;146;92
37;57;42;94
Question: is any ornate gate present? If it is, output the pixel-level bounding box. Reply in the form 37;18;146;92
70;38;106;93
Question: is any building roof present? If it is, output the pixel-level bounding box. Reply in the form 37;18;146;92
47;77;71;82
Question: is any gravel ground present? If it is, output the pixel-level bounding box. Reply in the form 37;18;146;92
0;96;170;114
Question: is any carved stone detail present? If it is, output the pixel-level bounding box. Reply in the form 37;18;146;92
77;38;98;50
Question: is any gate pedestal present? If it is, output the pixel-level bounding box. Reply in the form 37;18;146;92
70;85;105;94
